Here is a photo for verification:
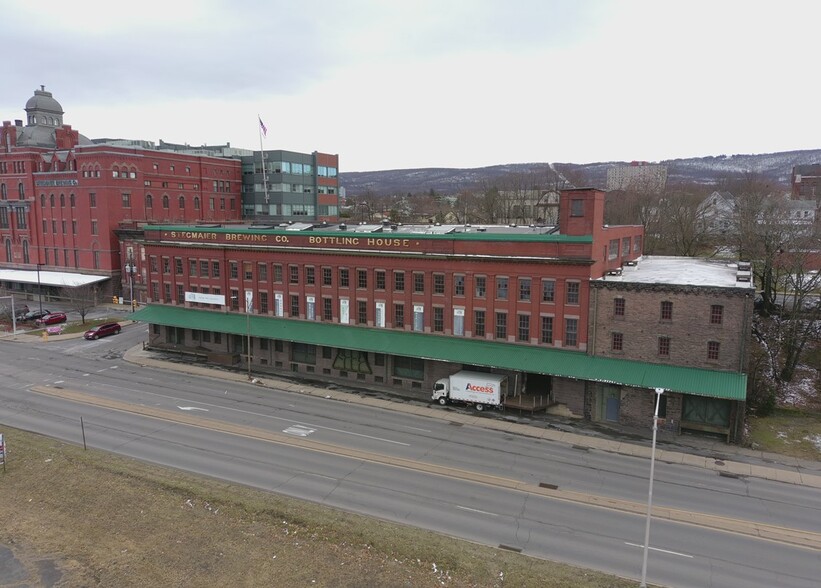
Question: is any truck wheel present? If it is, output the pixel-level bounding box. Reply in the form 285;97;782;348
476;404;484;411
438;397;447;405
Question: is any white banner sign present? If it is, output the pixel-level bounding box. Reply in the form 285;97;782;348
185;292;226;305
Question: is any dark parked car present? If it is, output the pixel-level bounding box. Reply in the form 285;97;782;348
14;305;30;320
22;309;51;322
35;312;67;326
83;322;122;340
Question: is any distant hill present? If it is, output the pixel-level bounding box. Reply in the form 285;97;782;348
340;149;821;197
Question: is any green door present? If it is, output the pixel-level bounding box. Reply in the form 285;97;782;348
682;396;730;427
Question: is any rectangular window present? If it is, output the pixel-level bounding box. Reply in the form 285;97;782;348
566;282;580;304
608;239;619;260
622;237;631;256
89;193;96;207
358;269;368;289
189;259;197;277
257;263;267;281
259;292;269;314
193;260;205;278
413;272;425;293
454;275;465;296
570;199;583;217
474;310;486;337
433;307;444;332
289;265;299;284
176;284;184;302
475;276;486;298
541;316;553;344
394;304;404;328
392;355;424;380
658;336;670;357
614;298;625;317
121;193;131;208
273;264;282;283
162;257;170;274
394;271;405;292
612;332;623;351
91;220;98;235
495;312;507;339
305;266;315;285
496;277;508;300
661;300;673;321
322;267;332;286
243;262;253;281
337;268;348;288
358;300;367;324
375;270;386;290
517;314;530;341
433;273;445;294
519;278;531;301
292;343;317;365
542;279;555;302
175;258;183;275
707;341;720;361
229;262;238;280
710;304;723;325
290;294;300;317
211;261;220;277
323;297;333;321
565;318;578;347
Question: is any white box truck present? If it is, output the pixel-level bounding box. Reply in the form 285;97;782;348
432;370;508;411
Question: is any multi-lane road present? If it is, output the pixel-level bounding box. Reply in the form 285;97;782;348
1;322;819;587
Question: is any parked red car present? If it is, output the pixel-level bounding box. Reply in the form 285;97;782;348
83;322;122;340
35;312;67;326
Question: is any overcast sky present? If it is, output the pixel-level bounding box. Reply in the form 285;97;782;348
3;0;818;172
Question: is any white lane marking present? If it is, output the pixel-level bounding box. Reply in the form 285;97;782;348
284;425;316;437
401;425;432;433
456;505;498;517
178;406;209;412
624;542;693;558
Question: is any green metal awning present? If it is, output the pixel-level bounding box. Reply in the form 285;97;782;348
132;305;747;400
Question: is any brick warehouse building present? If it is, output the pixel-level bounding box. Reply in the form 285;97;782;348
130;188;751;441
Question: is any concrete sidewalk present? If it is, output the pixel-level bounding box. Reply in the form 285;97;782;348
122;345;821;489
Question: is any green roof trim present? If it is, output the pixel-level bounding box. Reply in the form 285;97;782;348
148;225;593;243
131;305;747;401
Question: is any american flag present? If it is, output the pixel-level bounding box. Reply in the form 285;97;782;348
258;116;268;138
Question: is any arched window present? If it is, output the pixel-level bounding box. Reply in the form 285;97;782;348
112;166;119;178
146;194;153;208
18;183;25;199
60;193;65;207
162;195;169;209
194;196;200;210
40;194;46;206
70;193;75;207
178;196;185;209
22;240;30;264
4;239;11;262
1;183;6;200
50;194;55;207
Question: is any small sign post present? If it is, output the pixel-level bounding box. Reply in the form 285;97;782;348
0;433;6;472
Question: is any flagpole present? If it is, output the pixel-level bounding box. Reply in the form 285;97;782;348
258;115;269;206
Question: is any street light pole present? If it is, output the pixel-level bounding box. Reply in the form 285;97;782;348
125;258;136;311
640;387;664;588
244;289;252;381
36;263;43;313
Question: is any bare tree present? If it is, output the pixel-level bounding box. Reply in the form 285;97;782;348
61;283;98;325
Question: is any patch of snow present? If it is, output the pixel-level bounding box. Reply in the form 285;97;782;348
804;435;821;451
